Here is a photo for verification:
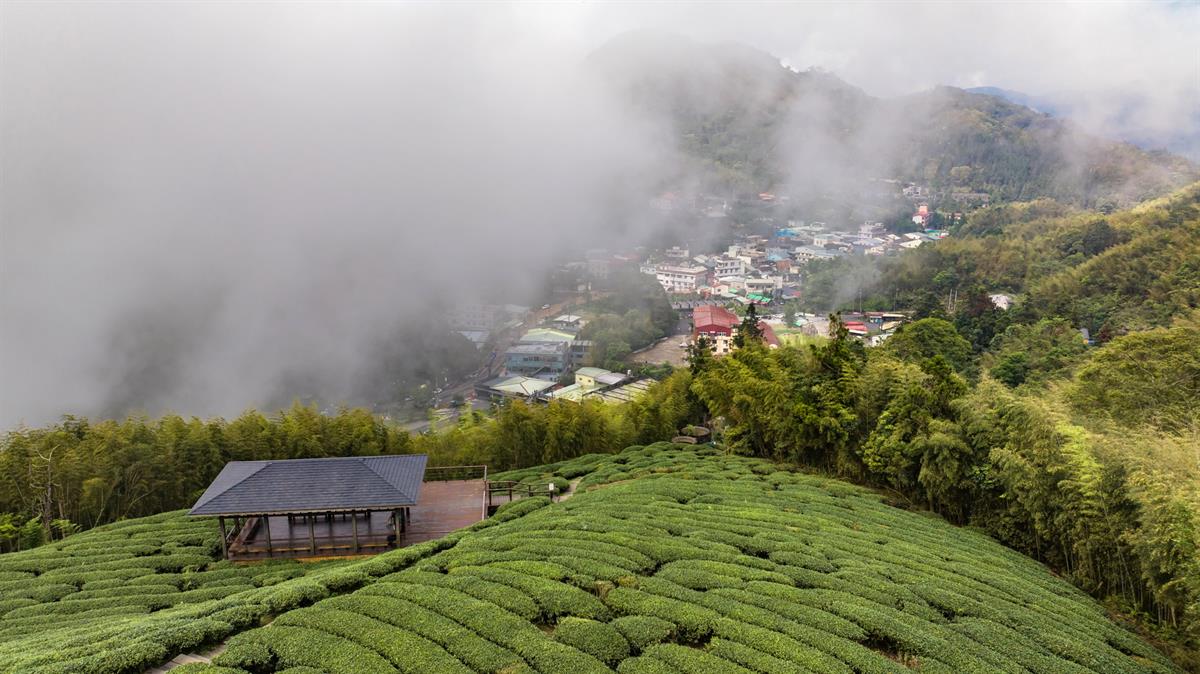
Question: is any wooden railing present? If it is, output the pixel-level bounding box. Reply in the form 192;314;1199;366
485;480;555;509
424;465;488;482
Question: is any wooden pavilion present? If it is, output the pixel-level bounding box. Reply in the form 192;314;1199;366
189;454;490;560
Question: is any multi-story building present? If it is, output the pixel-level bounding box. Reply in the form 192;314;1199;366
744;276;782;298
793;245;845;263
504;342;570;379
448;303;503;330
713;256;746;278
655;264;708;293
692;305;740;355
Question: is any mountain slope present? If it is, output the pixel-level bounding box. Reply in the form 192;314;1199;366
588;33;1197;207
967;86;1200;162
169;444;1179;674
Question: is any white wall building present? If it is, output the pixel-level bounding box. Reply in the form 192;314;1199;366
713;257;746;278
655;264;708;293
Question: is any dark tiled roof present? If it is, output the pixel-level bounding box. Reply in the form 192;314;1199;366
189;454;428;516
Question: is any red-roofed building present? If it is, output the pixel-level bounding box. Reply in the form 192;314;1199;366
845;321;869;336
692;305;780;355
693;305;739;355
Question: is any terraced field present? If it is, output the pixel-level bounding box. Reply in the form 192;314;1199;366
176;443;1179;674
0;510;474;673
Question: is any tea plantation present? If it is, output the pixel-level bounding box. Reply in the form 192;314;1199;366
156;443;1180;674
0;509;470;673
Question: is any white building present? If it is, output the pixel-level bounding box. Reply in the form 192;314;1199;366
793;245;844;263
655;264;708;293
989;294;1013;311
449;303;504;330
713;256;746;278
745;276;783;296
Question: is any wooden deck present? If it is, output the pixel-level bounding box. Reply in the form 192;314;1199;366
227;479;486;560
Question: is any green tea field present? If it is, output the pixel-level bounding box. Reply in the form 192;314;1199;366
163;443;1179;674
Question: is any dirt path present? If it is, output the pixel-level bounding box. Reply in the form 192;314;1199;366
147;644;226;672
557;478;584;501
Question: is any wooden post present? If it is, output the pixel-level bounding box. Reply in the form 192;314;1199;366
351;511;359;553
308;514;316;555
263;515;272;556
218;516;228;559
401;507;407;533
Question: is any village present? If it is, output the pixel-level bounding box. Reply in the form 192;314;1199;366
441;186;953;411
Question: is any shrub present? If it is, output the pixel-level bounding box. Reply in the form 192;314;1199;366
274;607;471;673
610;615;675;652
641;643;754;674
707;638;810;674
553;618;630;666
603;587;719;643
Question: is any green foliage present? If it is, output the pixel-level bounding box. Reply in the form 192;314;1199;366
1067;324;1200;431
0;445;1190;672
0;513;471;673
0;404;412;537
592;34;1197;204
610;615;675;652
883;318;973;372
580;270;677;370
554;617;630;665
987;318;1088;387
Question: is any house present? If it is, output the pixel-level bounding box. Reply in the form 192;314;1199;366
586;378;654;404
587;258;610;279
713;256;746;278
845;321;870;337
504;342;570;378
546;367;632;402
912;203;932;227
989;294;1013;311
448;303;504;330
478;374;557;401
693;304;741;355
665;246;691;259
569;340;594;367
189;454;490;561
655;264;709;293
574;367;626;389
549;314;584;330
744;276;782;298
456;330;490;349
519;327;576;343
793;245;845;262
765;247;790;262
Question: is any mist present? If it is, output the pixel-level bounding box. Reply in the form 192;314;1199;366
3;2;1196;428
0;2;672;427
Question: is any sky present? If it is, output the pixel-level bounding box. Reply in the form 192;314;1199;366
1;1;1197;428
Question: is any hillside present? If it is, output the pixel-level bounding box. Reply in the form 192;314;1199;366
588;32;1198;207
8;444;1172;673
843;181;1200;341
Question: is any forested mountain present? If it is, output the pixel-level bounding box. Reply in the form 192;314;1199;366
968;86;1200;162
805;182;1200;345
587;32;1197;207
